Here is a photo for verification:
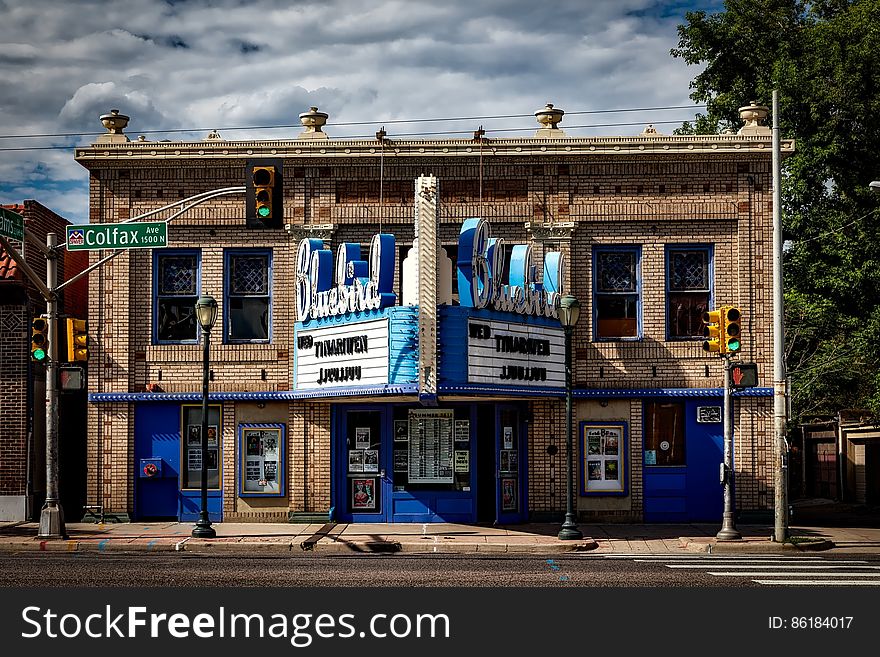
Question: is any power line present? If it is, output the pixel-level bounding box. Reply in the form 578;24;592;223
0;104;705;141
0;119;701;153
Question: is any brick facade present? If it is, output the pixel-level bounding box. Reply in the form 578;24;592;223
75;111;789;522
0;201;87;520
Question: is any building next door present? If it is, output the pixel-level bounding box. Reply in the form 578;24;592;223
496;405;527;524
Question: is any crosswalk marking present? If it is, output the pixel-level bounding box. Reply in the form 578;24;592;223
665;564;880;569
708;572;880;577
753;580;880;586
599;553;880;586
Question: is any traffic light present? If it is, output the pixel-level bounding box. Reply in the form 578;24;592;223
702;309;722;353
31;316;49;363
246;159;283;228
66;318;89;361
722;306;742;354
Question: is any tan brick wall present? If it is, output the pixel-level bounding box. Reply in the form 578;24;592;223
78;139;778;520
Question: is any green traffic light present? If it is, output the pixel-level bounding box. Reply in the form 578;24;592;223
258;206;271;218
32;348;47;362
727;338;741;352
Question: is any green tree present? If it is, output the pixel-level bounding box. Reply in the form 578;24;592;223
673;0;880;421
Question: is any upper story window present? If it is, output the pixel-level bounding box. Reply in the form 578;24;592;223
593;247;640;339
154;250;200;343
225;250;271;343
666;246;712;340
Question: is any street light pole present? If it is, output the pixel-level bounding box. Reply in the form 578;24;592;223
37;232;66;539
558;294;583;541
192;294;218;539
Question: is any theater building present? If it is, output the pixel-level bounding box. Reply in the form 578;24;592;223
74;102;790;524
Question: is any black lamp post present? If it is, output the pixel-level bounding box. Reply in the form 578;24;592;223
192;294;218;539
558;293;583;540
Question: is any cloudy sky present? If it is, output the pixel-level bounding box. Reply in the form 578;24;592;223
0;0;721;224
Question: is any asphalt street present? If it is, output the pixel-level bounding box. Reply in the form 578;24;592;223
3;552;879;588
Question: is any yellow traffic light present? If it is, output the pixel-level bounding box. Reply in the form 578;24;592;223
702;309;722;353
66;318;89;361
31;316;49;362
723;306;742;353
247;162;281;228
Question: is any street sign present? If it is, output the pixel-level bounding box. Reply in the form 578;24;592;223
66;221;168;251
731;362;759;389
0;207;24;241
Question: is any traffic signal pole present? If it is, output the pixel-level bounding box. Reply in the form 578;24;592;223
717;354;741;541
38;232;65;539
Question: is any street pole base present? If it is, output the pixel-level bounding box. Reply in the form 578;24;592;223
192;522;216;539
716;516;742;541
37;502;67;540
558;514;583;541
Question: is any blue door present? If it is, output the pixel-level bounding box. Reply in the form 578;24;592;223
496;405;527;524
134;403;182;519
643;399;723;522
335;406;392;523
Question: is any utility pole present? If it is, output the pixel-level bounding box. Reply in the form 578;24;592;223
772;90;788;542
38;232;65;538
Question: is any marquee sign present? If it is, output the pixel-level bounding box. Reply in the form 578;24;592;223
457;217;565;319
294;319;390;389
467;319;565;388
295;234;397;322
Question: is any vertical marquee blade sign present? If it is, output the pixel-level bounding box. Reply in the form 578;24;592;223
66;222;168;250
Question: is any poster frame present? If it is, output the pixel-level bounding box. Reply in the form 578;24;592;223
578;421;628;496
237;423;286;498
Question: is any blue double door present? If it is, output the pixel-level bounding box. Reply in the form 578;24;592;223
642;398;724;522
133;402;223;522
333;403;527;524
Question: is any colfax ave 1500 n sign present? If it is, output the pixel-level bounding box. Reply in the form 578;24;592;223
66;221;168;251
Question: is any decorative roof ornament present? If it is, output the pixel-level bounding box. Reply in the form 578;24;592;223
737;100;771;136
95;109;130;144
534;103;565;137
639;124;662;137
205;129;223;141
298;106;329;140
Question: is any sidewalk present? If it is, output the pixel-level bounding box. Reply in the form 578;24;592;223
2;520;878;554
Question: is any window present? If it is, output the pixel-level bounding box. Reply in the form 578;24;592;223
154;250;199;343
225;250;271;342
667;247;712;339
594;247;640;339
181;404;222;489
644;401;686;466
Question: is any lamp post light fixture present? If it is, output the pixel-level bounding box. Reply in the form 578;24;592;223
192;294;218;539
558;293;583;541
870;180;880;192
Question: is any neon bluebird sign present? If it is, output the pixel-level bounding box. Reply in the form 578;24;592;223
456;218;564;318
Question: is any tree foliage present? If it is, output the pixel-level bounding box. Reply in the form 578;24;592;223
673;0;880;421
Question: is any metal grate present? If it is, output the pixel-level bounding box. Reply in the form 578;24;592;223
159;256;197;295
231;256;268;295
598;252;635;292
670;251;708;291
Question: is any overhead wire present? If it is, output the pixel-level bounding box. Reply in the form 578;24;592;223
0;119;702;153
0;104;706;141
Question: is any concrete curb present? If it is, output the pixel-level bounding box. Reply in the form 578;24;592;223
681;538;835;553
0;537;600;555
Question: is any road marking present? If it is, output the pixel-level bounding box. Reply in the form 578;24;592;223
709;571;880;577
753;580;880;586
666;564;880;569
635;558;850;564
98;540;109;551
596;554;798;559
147;540;157;551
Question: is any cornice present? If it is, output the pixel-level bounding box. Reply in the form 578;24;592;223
74;134;795;167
